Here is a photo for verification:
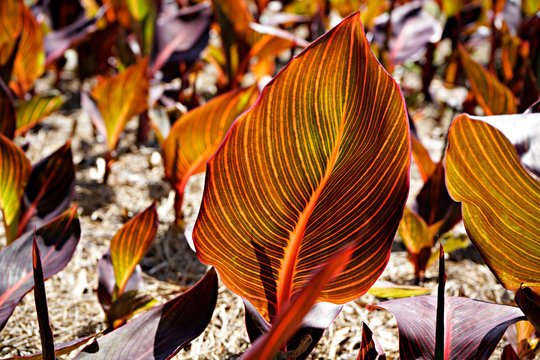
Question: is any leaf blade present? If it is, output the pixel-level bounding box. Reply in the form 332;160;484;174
193;13;410;320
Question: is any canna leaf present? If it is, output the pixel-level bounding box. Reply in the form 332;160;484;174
0;0;23;65
193;13;410;321
32;237;55;360
106;290;157;329
457;43;517;115
445;114;540;291
44;7;106;66
357;322;386;360
161;86;257;220
240;246;354;360
0;133;31;244
18;140;75;236
0;80;16;139
410;134;436;182
11;3;45;96
370;296;526;359
367;279;430;299
2;334;97;360
91;57;149;151
0;207;80;332
398;207;432;280
15;94;64;137
110;203;158;295
75;268;218;360
97;251;143;313
515;287;540;333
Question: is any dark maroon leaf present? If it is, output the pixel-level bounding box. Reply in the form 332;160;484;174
525;98;540;114
370;296;525;359
75;268;218;360
0;78;15;139
32;237;55;360
3;334;96;359
96;251;143;313
0;206;80;332
357;323;386;360
18;140;75;236
515;286;540;333
44;7;106;66
413;162;461;235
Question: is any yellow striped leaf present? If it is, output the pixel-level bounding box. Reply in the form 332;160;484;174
0;133;31;244
445;114;540;291
110;203;158;295
398;207;432;280
161;86;257;221
91;57;149;151
458;44;517;115
11;3;45;96
193;13;410;321
15;94;64;136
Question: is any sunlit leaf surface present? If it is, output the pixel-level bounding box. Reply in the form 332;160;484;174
445;114;540;291
193;13;410;321
15;94;64;136
91;57;149;151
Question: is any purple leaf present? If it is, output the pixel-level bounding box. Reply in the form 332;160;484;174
75;268;218;360
0;207;81;332
357;322;386;360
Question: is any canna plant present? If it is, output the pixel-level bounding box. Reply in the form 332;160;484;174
369;248;527;359
0;135;75;244
445;111;540;331
193;11;410;356
96;203;159;329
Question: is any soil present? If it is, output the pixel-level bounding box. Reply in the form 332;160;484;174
0;73;534;360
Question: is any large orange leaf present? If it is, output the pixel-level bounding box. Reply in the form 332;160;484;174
0;0;23;66
161;86;257;220
445;114;540;291
91;57;149;151
0;133;31;244
11;3;45;96
193;13;410;321
457;44;517;115
110;203;158;295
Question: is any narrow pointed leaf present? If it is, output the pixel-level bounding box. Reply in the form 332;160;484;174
367;280;430;298
15;94;64;136
0;206;80;332
194;13;410;321
18;141;75;235
3;334;97;360
457;44;517;115
240;246;354;360
0;0;23;65
0;80;16;138
12;3;45;95
357;323;386;360
110;203;158;295
75;268;218;360
32;238;55;360
162;87;257;208
501;345;520;360
369;296;526;360
0;133;31;244
91;57;149;151
445;114;540;291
